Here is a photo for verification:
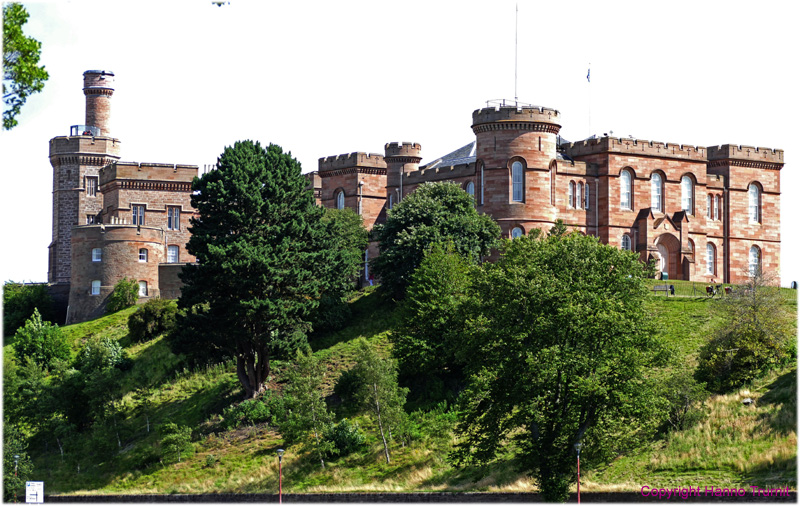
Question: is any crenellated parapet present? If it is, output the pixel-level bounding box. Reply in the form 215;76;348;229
49;136;121;167
472;106;561;134
563;136;707;162
707;144;784;170
318;152;387;177
403;161;476;184
384;142;422;162
99;161;198;186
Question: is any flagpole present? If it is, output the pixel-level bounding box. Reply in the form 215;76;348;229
587;62;592;137
514;2;518;105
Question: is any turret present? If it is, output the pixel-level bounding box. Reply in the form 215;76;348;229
83;70;115;136
384;142;422;202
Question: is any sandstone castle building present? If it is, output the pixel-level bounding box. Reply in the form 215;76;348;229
311;101;783;285
49;70;198;323
50;72;783;323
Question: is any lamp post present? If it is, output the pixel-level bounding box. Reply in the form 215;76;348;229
13;455;19;503
574;443;582;504
277;449;284;504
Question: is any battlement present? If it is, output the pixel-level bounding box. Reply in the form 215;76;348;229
384;142;422;159
99;161;198;186
49;136;121;158
707;144;784;165
563;136;707;162
404;161;476;184
318;152;387;172
472;105;561;129
83;70;115;93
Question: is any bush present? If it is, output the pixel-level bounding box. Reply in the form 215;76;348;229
106;277;139;313
221;397;273;430
77;337;129;372
324;418;365;458
3;281;55;338
159;423;192;463
128;299;177;342
661;370;709;432
310;293;352;333
12;308;70;369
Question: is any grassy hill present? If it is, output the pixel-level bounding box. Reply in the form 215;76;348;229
13;286;797;496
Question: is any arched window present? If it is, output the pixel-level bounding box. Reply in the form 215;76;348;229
511;226;524;239
749;245;761;277
568;181;575;208
466;181;475;200
480;164;485;206
706;243;716;275
688;238;695;260
707;194;712;218
651;173;663;212
620;170;632;210
714;195;720;221
621;234;632;251
138;281;148;297
749;184;761;223
681;175;693;214
575;182;582;210
167;245;179;263
92;248;102;262
91;280;101;295
584;183;590;210
511;161;524;202
138;248;148;262
336;190;345;210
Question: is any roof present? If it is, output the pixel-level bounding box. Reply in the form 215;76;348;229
421;141;476;170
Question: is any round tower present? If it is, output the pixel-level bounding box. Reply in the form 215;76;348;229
384;142;422;202
83;70;115;136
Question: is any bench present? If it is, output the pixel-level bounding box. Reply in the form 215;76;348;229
653;284;673;295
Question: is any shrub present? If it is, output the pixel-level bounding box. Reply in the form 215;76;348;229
12;308;70;369
159;423;192;463
106;277;139;313
324;418;365;457
128;299;177;342
3;281;55;338
221;397;273;430
661;370;709;432
77;337;129;372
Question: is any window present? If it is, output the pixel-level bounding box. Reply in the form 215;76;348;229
568;181;575;208
511;226;524;239
511;161;523;202
706;243;716;275
584;183;590;210
620;170;632;210
138;281;148;297
139;248;148;262
336;190;345;210
714;195;720;221
87;215;96;225
86;176;98;197
707;194;712;218
132;205;145;225
575;182;582;210
167;245;179;263
748;184;761;223
167;206;180;230
466;181;475;200
91;280;101;295
480;164;485;206
92;248;102;262
749;245;761;277
621;234;632;251
681;175;693;214
651;173;663;212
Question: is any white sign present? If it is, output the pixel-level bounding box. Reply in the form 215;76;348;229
25;482;44;503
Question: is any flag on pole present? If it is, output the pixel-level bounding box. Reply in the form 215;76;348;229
587;68;590;82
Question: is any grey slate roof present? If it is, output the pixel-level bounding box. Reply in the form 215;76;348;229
421;141;476;170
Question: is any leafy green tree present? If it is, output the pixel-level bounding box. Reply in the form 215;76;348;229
174;141;332;398
696;271;794;392
661;370;709;432
281;347;336;469
127;299;177;342
106;277;139;313
3;281;55;339
371;182;500;298
393;244;472;405
351;338;408;464
159;423;192;463
3;3;49;130
12;308;70;370
3;424;33;501
452;230;666;502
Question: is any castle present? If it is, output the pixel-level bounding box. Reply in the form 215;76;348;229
310;100;783;285
49;70;198;323
50;72;783;323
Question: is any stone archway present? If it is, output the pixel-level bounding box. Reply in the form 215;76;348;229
654;233;681;281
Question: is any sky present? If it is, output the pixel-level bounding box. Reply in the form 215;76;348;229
1;0;798;286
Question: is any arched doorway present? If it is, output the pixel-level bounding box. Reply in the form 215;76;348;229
654;233;681;280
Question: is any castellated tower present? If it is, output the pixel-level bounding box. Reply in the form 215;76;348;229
48;70;121;284
384;142;422;205
471;105;561;234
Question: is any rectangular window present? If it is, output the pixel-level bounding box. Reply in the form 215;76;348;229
132;205;145;225
91;280;101;295
707;194;712;218
139;248;148;262
584;183;590;210
138;281;148;297
167;206;180;230
87;215;95;225
86;176;98;197
92;248;102;262
167;245;179;263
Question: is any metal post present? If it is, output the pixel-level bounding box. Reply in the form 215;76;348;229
277;449;284;503
574;443;582;503
14;455;19;503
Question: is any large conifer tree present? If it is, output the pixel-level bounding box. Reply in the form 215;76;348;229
175;141;330;398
